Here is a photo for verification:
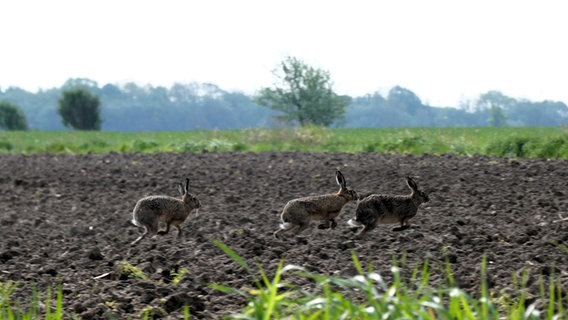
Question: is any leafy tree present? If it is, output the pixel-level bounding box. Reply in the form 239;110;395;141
255;56;350;127
0;101;28;130
347;92;388;127
509;100;568;126
63;78;99;90
488;105;507;126
101;83;122;99
4;76;568;130
387;86;423;115
476;91;516;111
58;88;102;130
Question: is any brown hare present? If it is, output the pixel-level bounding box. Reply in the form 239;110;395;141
131;178;201;245
274;170;358;239
348;176;429;238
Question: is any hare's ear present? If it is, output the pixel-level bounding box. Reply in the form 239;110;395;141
406;176;418;191
336;170;347;189
184;178;190;194
177;183;185;196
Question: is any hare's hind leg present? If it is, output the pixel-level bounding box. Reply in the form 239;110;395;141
353;225;368;239
273;228;285;239
274;223;297;239
131;226;149;245
292;222;309;236
274;222;310;239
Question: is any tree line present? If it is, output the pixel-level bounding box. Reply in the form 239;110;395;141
1;57;567;131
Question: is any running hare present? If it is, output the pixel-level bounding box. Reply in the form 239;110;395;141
131;178;201;245
348;176;429;238
274;170;358;239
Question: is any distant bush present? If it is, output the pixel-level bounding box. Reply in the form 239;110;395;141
486;137;533;157
380;135;441;154
243;126;331;147
79;139;109;152
231;142;247;151
0;140;12;151
177;141;206;153
176;139;238;152
58;88;101;131
399;136;426;149
486;134;568;158
0;101;28;131
361;142;381;153
131;140;159;152
45;142;69;153
205;139;234;152
536;136;568;158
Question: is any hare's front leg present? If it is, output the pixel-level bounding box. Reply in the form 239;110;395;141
157;223;170;235
175;225;183;238
330;219;338;229
169;221;185;238
317;221;331;229
392;218;411;231
317;212;336;229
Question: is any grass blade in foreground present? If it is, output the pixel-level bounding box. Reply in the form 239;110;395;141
0;282;65;320
211;241;568;320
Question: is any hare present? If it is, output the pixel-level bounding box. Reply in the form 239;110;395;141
348;176;429;238
131;178;201;245
274;170;358;239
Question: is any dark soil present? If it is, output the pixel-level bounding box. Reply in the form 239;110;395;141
1;152;567;318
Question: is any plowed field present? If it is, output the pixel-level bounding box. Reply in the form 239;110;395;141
1;152;567;318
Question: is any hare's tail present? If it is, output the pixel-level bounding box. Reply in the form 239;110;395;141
279;222;294;230
348;219;363;228
131;218;143;228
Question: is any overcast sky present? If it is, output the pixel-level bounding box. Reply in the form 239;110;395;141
1;0;566;107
